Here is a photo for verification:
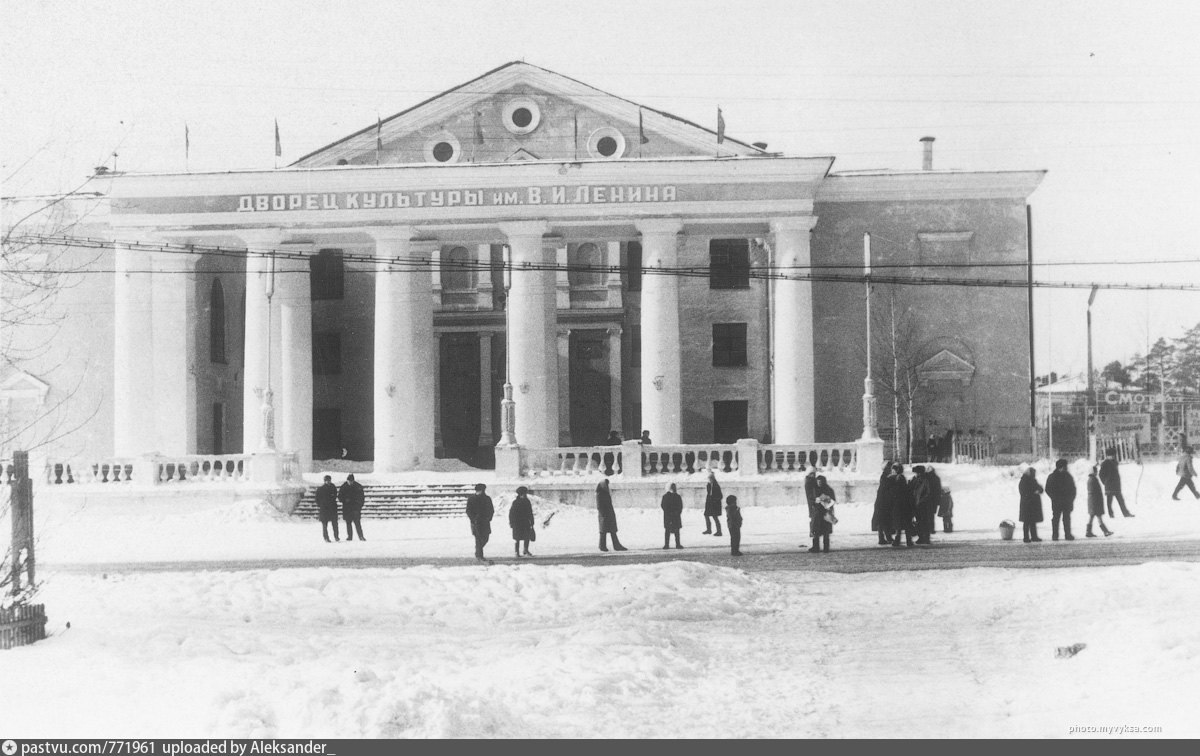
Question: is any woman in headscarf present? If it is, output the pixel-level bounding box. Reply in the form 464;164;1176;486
509;485;536;558
1018;466;1045;543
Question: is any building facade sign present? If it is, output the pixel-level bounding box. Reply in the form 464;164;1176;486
1104;390;1171;406
1095;413;1151;442
110;180;810;216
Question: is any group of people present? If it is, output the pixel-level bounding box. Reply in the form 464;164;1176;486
1017;448;1137;542
313;473;366;542
869;463;950;548
320;444;1197;558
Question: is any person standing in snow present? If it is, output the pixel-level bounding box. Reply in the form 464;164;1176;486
315;474;340;543
808;476;836;553
338;473;366;541
1098;448;1134;517
1044;458;1076;541
872;461;893;545
1086;465;1113;537
509;485;535;558
920;466;942;540
703;471;723;536
596;478;627;552
726;494;744;556
466;483;495;563
1172;446;1199;500
660;483;684;549
1018;467;1045;543
888;463;916;548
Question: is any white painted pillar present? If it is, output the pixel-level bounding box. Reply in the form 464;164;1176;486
607;326;623;434
478;331;494;446
557;327;571;445
277;245;313;471
236;229;285;453
113;241;156;455
150;248;199;455
771;216;820;443
635;219;684;443
500;220;557;448
370;230;436;472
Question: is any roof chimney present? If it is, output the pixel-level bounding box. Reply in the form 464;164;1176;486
920;136;935;170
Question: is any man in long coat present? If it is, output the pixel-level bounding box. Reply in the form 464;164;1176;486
315;474;339;543
596;478;627;552
909;465;937;545
466;483;495;563
888;464;916;548
660;483;684;549
1044;458;1076;541
703;472;723;536
338;473;366;541
1098;448;1134;517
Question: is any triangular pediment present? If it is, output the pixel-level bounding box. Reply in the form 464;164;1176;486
0;371;50;404
918;350;975;386
293;61;766;168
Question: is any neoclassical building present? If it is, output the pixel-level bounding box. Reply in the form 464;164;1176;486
3;62;1044;470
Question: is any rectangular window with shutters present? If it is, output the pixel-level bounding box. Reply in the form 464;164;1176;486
712;323;748;367
709;239;750;289
310;248;345;300
313;332;342;376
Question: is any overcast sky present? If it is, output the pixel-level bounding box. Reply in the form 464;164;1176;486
4;0;1200;382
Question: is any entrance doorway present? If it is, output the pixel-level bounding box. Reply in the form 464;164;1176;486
569;330;611;445
440;334;481;463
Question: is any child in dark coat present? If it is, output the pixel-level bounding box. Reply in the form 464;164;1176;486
725;495;743;556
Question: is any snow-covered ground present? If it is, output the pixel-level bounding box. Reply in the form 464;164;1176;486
2;459;1198;738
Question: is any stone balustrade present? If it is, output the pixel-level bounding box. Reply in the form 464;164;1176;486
497;438;880;479
40;452;300;487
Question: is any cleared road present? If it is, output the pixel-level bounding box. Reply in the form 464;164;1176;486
44;535;1200;575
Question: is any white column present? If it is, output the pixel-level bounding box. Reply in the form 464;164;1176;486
371;230;436;472
636;219;684;444
607;326;623;435
771;216;820;444
557;327;571;445
500;220;557;448
150;247;199;455
113;241;156;455
277;245;313;471
236;230;285;453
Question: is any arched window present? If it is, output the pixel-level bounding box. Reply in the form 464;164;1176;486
568;242;604;288
441;246;473;291
209;279;226;364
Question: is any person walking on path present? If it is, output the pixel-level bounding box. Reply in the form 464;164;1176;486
466;483;495;563
703;471;724;536
1086;465;1114;537
808;475;836;553
1099;448;1135;517
871;461;893;545
509;486;536;558
1044;459;1077;541
1172;446;1199;500
726;495;744;556
596;478;627;552
337;473;366;541
660;483;684;549
888;463;916;548
1018;467;1045;543
316;475;340;543
803;470;818;548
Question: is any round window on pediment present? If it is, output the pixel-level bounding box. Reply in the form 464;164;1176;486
502;98;542;135
587;126;626;159
424;132;461;164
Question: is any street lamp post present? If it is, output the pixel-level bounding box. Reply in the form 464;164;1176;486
1087;285;1099;461
860;232;879;441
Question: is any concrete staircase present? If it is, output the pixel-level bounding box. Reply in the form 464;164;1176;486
293;483;476;519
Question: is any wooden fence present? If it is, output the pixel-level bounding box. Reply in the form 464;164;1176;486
0;603;47;649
